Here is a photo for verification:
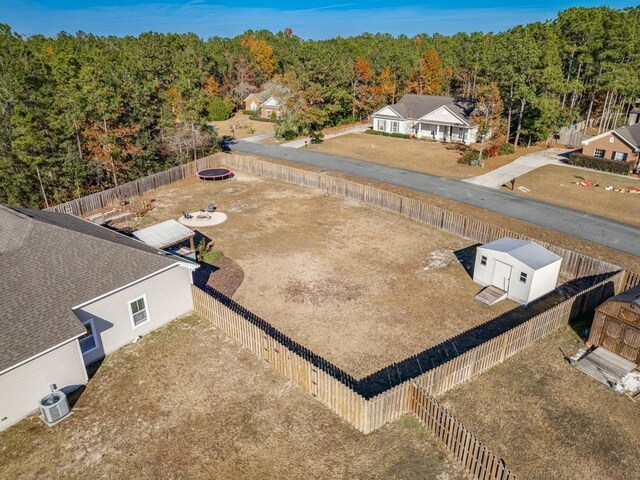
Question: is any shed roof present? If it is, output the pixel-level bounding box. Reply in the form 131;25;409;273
599;284;640;307
0;206;192;373
133;219;194;249
479;238;562;270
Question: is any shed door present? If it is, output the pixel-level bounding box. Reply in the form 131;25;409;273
492;260;512;292
618;326;640;365
600;319;624;353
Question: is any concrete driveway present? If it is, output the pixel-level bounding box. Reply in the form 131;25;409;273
226;140;640;258
463;148;571;189
281;124;371;148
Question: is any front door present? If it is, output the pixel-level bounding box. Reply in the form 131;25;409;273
492;260;512;292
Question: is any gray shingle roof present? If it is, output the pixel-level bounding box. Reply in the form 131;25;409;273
614;122;640;150
0;206;185;372
480;238;562;270
383;94;475;124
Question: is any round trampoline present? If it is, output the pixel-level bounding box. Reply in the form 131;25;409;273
197;167;234;181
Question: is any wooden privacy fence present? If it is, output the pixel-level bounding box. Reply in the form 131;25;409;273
44;155;218;216
362;270;625;432
221;153;620;281
192;270;626;434
411;384;516;480
45;150;622;282
191;285;367;431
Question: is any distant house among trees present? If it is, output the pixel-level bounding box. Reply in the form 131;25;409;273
372;94;478;145
244;92;284;120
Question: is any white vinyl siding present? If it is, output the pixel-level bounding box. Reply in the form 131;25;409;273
0;340;87;431
473;248;561;305
73;265;194;366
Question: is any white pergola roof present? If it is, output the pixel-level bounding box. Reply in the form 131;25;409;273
133;219;194;249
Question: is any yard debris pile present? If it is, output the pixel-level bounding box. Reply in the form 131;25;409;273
614;371;640;396
573;179;640;195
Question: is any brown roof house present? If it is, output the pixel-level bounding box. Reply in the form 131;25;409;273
372;94;477;144
581;122;640;170
244;91;284;120
0;206;197;431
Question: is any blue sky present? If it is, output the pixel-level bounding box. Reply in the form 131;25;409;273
0;0;635;39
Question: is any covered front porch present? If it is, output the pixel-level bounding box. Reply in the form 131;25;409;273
414;122;473;144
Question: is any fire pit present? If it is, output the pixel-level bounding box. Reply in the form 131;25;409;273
179;212;228;227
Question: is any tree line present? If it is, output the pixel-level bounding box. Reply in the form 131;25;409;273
0;6;638;208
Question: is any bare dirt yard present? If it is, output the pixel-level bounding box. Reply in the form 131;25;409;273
306;133;545;179
0;315;466;480
441;324;640;480
122;171;515;378
209;112;274;139
246;152;640;273
501;164;640;227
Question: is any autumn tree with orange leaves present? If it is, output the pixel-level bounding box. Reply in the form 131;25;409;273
242;36;275;79
409;49;444;95
84;120;141;189
352;57;376;120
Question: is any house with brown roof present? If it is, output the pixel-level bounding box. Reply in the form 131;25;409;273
244;91;284;119
0;206;197;431
581;122;640;169
372;94;478;145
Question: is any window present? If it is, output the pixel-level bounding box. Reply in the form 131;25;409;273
593;148;605;158
377;119;387;131
612;151;628;161
609;136;615;143
391;121;399;133
480;255;487;266
519;272;528;283
129;295;149;328
79;319;98;354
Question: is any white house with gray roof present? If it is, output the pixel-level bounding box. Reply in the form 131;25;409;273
372;94;478;145
473;238;562;305
0;206;197;431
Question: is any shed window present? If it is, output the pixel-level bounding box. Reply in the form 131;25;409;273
79;319;98;354
593;149;605;158
391;121;399;133
480;255;487;266
519;272;528;283
129;295;149;328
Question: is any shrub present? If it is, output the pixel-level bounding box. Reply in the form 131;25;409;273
275;115;299;140
487;144;500;157
201;250;224;264
568;152;633;175
364;129;411;139
270;111;278;121
309;131;324;144
207;97;234;121
498;142;515;155
458;150;480;165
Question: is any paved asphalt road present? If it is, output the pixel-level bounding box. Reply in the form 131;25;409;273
228;140;640;258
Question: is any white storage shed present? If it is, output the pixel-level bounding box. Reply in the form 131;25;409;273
473;238;562;305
